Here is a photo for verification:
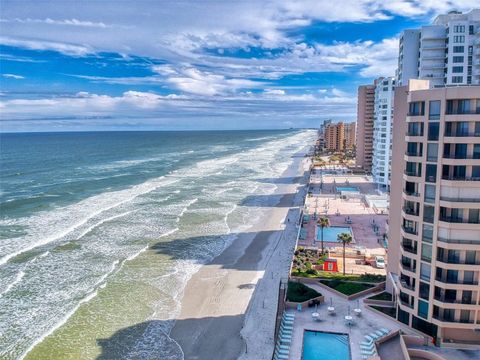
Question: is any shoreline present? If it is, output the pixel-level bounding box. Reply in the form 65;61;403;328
169;144;311;359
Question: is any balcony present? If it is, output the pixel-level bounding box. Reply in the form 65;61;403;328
444;131;480;137
404;189;420;197
443;154;479;160
401;242;418;255
403;206;419;215
435;276;479;286
440;195;479;202
400;280;415;291
400;298;414;308
442;175;480;181
434;296;478;305
439;216;480;224
446;109;480;115
405;151;423;157
404;171;421;178
400;262;416;274
402;226;418;235
433;314;474;324
406;130;424;137
437;256;480;265
437;237;480;245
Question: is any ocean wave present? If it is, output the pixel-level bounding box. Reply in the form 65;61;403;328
0;270;25;298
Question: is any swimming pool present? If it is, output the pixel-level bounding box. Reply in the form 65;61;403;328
316;226;353;242
336;186;360;193
302;331;350;360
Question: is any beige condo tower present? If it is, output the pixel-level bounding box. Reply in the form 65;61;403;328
388;79;480;347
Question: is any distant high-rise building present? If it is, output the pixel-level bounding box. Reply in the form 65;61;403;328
325;122;355;152
397;9;480;87
356;84;375;171
344;122;356;150
372;76;396;188
387;79;480;346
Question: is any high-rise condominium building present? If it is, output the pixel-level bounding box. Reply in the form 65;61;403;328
325;122;356;152
344;122;356;150
356;84;375;171
387;79;480;346
372;77;396;188
397;9;480;87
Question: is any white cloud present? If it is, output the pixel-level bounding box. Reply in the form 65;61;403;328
2;73;25;79
0;36;92;56
263;89;286;95
1;18;111;28
160;67;263;96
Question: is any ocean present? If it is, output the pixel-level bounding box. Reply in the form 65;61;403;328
0;130;315;359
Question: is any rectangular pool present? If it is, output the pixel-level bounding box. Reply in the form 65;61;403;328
316;226;353;242
336;186;359;193
302;331;350;360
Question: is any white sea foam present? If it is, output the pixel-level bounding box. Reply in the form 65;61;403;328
0;270;25;298
0;176;179;266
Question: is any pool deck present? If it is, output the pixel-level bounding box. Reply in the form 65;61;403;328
286;283;422;360
298;167;388;274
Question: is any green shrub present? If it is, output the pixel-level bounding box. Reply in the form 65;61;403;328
286;282;321;302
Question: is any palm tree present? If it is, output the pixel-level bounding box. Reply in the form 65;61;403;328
317;217;330;255
338;232;353;275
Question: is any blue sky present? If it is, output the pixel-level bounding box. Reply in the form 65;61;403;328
0;0;478;132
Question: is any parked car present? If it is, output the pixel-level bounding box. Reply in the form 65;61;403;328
375;256;385;269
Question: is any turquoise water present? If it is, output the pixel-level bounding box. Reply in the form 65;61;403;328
317;226;352;242
336;186;359;193
302;331;350;360
0;130;315;359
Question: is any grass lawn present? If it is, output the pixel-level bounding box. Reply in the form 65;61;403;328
286;281;321;302
370;305;396;318
319;279;374;295
368;292;392;301
316;272;386;283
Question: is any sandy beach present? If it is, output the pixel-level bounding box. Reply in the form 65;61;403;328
169;148;311;360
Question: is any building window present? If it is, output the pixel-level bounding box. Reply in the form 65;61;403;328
409;101;425;116
428;100;441;120
426;143;438;162
420;263;431;281
453;46;464;53
452;76;463;83
421;243;433;262
452;66;463;73
418;300;429;319
422;224;433;243
453;25;465;33
424;184;436;203
419;282;430;300
428;123;439;141
453;56;464;63
453;35;465;43
423;205;435;224
460;310;471;323
425;164;437;183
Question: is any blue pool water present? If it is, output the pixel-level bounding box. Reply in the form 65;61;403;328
317;226;352;242
336;186;359;193
302;331;350;360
